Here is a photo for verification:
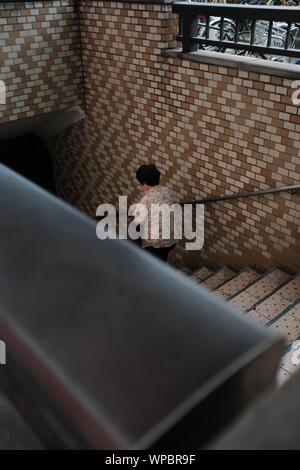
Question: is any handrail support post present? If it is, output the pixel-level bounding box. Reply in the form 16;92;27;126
182;13;199;53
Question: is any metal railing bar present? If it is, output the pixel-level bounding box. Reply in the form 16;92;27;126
183;38;300;57
182;183;300;206
250;19;256;45
284;23;292;49
173;4;300;23
267;20;273;48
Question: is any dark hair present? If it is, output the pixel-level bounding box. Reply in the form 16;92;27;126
136;164;161;186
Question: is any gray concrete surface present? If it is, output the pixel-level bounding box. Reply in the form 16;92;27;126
0;391;42;450
211;370;300;450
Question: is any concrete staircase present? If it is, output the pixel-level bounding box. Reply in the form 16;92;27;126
184;266;300;385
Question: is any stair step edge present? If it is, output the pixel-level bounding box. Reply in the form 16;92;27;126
247;275;299;313
227;267;291;303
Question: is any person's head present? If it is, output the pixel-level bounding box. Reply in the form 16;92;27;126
136;164;161;191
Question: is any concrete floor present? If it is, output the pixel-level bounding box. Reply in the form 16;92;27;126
0;391;42;450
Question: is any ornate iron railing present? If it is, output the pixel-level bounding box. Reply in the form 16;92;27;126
173;3;300;59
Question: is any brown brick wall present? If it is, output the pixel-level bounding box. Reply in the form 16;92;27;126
0;0;83;123
51;1;300;272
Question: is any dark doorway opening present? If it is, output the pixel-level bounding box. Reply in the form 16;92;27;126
0;133;56;194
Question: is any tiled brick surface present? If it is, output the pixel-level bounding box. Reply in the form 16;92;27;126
190;266;213;283
288;301;300;321
277;275;300;303
49;1;300;272
246;269;290;299
230;269;291;311
271;313;300;344
201;267;236;290
215;268;260;298
0;1;83;123
247;310;269;326
255;293;292;321
231;292;259;311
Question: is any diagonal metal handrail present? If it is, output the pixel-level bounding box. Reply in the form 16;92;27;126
183;183;300;206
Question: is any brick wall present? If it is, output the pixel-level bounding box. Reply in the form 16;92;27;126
0;0;83;123
51;0;300;272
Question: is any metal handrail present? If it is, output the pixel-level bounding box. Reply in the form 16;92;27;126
174;3;300;21
183;183;300;206
173;3;300;56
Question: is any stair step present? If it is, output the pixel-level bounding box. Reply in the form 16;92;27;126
181;267;193;276
277;367;292;386
246;269;290;299
247;310;269;326
254;293;292;322
230;269;291;311
190;267;214;283
186;263;300;385
231;292;259;311
214;268;261;299
270;312;300;345
287;301;300;321
201;267;237;291
279;346;300;376
276;274;300;303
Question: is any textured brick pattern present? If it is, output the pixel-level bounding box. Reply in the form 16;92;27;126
0;0;83;123
52;0;177;211
51;1;300;272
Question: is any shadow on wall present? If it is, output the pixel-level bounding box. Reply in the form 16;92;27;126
0;134;56;194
